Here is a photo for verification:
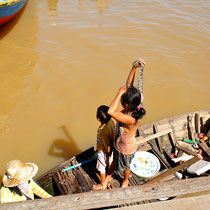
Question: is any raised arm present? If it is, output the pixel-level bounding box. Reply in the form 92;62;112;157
108;86;136;125
126;58;145;88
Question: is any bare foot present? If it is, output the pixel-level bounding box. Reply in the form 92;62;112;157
121;180;129;188
92;184;107;191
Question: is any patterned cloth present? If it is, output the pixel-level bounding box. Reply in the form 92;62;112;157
114;149;134;173
96;151;110;174
114;122;137;155
0;179;52;203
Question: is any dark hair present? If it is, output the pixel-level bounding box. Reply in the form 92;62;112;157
97;105;111;124
121;86;146;121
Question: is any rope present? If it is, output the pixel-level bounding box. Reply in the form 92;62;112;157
137;63;144;94
115;62;145;146
137;63;144;104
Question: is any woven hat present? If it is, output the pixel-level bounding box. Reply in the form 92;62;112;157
2;160;38;187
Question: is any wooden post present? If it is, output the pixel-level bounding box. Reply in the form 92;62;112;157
153;124;164;154
195;112;200;134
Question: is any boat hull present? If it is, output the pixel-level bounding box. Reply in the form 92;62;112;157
36;109;210;198
0;0;28;26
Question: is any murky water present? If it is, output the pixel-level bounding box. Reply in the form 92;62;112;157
0;0;210;180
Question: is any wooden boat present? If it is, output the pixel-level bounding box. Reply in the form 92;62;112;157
32;109;210;208
0;0;28;26
1;109;209;209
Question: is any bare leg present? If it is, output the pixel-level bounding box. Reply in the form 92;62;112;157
121;170;130;188
92;173;106;190
103;161;116;186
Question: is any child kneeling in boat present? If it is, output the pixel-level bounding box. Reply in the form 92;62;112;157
0;160;52;203
92;105;114;190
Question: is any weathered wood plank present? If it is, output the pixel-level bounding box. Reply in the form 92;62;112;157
73;165;91;192
37;158;75;181
195;112;200;134
148;142;181;180
66;167;79;194
77;166;94;190
1;177;210;210
145;156;199;185
118;194;210;210
169;131;177;146
199;142;210;157
176;144;197;156
153;124;164;153
137;142;152;151
53;172;66;195
188;115;196;141
60;171;72;194
136;128;172;145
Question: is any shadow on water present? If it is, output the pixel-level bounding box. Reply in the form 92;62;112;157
0;3;27;40
48;125;82;160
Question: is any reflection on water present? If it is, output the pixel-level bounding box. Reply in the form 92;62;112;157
48;125;82;160
0;3;27;39
79;0;109;13
47;0;59;26
0;0;209;178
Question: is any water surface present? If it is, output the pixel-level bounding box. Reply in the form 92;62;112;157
0;0;209;179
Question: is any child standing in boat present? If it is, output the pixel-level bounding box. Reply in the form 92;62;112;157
92;105;114;190
107;58;146;188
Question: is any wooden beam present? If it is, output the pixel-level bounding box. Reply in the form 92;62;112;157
137;142;152;151
145;156;199;185
176;144;197;156
169;131;177;146
153;124;164;153
148;142;181;180
195;112;200;134
199;142;210;157
187;115;196;141
136;128;172;145
119;194;210;210
1;176;209;210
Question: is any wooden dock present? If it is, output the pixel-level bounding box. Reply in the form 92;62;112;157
0;176;210;209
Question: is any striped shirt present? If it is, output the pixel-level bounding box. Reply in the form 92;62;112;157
0;179;52;203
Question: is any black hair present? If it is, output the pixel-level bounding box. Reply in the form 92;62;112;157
97;105;111;124
121;86;146;121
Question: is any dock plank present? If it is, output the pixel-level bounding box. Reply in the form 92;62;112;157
4;176;210;210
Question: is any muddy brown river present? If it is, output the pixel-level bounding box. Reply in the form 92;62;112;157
0;0;209;180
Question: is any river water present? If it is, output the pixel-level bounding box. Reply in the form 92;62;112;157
0;0;209;180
